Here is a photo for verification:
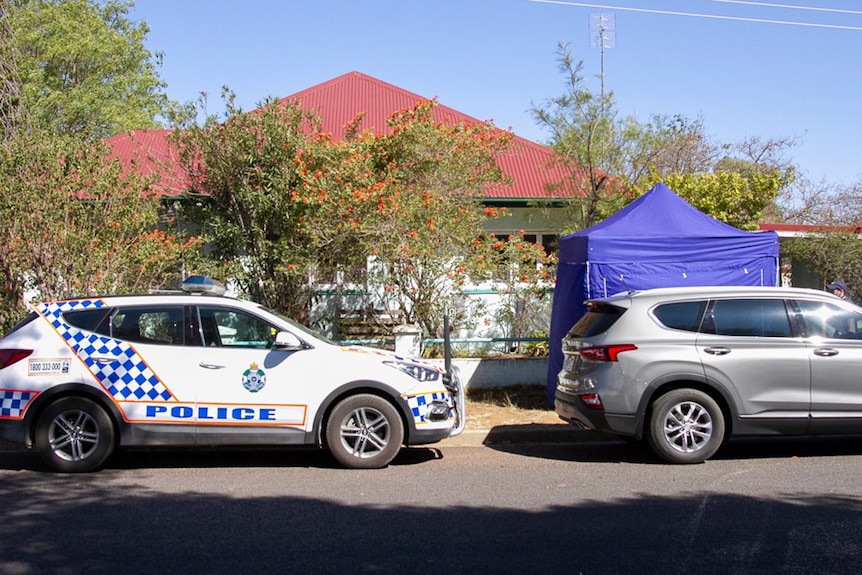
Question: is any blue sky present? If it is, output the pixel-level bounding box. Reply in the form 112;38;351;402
130;0;862;187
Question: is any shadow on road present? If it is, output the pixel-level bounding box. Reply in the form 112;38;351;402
0;461;861;574
485;425;862;465
0;444;445;473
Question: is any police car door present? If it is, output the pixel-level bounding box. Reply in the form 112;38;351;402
102;304;198;442
189;304;309;445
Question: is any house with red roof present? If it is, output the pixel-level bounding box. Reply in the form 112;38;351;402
107;71;589;256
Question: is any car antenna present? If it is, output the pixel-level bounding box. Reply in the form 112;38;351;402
619;274;633;294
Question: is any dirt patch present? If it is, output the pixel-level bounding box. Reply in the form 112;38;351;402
464;385;562;430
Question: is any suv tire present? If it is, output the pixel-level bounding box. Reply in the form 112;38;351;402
326;394;404;469
648;388;724;464
35;397;116;473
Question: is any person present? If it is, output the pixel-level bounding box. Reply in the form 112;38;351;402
826;280;853;302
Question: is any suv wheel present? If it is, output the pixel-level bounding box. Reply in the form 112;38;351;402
35;397;115;473
648;389;724;464
326;394;404;469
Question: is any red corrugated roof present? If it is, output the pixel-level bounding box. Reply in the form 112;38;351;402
106;129;189;197
108;71;586;200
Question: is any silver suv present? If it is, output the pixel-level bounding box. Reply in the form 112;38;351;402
555;286;862;463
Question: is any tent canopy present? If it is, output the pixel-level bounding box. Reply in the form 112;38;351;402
547;182;780;399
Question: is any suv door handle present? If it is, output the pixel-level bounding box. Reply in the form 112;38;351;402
813;348;839;357
199;363;226;369
703;347;731;355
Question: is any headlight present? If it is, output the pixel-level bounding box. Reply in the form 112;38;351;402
383;360;441;382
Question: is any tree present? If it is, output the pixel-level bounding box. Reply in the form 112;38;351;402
644;170;786;231
783;231;862;302
0;127;198;332
471;230;557;352
0;0;26;138
345;101;514;337
11;0;172;138
532;43;794;233
173;91;337;321
531;42;620;229
775;175;862;297
173;93;517;336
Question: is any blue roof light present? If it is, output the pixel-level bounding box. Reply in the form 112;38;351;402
181;276;226;296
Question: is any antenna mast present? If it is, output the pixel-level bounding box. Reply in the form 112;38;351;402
589;13;615;109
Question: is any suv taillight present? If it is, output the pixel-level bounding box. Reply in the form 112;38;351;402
0;349;33;369
579;344;637;362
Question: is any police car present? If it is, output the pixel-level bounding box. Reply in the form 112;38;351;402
0;277;465;472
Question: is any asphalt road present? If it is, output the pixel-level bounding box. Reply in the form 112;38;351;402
2;435;862;574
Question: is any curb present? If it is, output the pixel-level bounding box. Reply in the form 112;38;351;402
440;424;617;447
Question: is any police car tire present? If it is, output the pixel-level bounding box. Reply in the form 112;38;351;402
325;394;404;469
34;397;116;473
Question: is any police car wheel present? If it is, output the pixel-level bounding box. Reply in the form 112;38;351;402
35;397;115;473
325;394;404;469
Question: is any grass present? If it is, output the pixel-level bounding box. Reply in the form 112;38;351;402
466;384;551;409
463;385;560;429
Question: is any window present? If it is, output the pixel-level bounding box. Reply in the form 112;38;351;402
567;303;625;338
796;300;862;340
653;301;706;332
110;306;186;345
62;308;113;333
709;299;792;338
198;306;279;349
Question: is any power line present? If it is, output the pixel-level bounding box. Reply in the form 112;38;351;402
523;0;862;31
704;1;862;16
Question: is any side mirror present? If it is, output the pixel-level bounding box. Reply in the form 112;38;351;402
274;331;305;351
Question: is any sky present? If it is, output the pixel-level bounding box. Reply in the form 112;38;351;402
130;0;862;187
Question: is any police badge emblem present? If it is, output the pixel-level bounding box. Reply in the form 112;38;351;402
242;362;266;393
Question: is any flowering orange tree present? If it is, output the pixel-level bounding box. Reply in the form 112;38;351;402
0;128;199;332
468;230;557;348
173;94;518;334
173;92;349;321
336;101;516;337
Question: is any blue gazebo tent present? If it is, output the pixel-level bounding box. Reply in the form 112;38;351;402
546;182;780;401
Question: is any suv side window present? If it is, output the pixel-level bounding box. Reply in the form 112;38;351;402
62;308;113;333
708;298;792;338
796;300;862;339
110;306;186;345
197;306;278;349
653;301;706;332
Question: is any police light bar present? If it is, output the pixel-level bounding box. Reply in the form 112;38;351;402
181;276;226;296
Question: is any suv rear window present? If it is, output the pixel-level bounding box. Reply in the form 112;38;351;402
653;301;707;332
566;303;624;338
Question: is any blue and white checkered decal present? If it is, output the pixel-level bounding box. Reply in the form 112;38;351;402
37;301;174;402
0;390;36;419
406;391;452;425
